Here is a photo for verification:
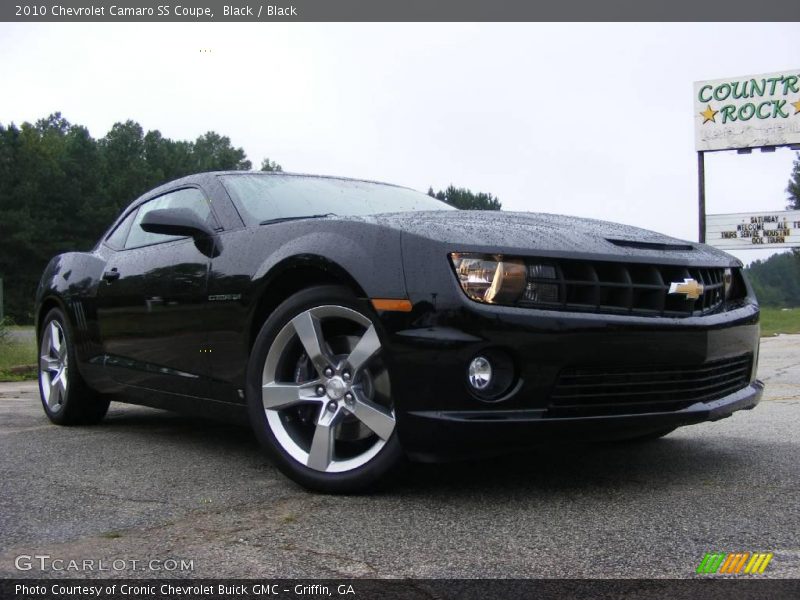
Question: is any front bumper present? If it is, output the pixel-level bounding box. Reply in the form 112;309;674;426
381;296;762;461
400;381;763;461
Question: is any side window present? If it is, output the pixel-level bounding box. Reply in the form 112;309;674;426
104;209;137;249
125;188;216;249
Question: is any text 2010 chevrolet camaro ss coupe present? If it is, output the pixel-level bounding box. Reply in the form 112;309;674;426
35;172;763;492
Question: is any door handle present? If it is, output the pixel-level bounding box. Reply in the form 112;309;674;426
102;268;120;282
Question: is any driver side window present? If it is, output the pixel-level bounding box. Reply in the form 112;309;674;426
125;188;216;249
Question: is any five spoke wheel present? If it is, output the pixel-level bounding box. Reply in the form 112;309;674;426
39;320;69;413
261;305;396;474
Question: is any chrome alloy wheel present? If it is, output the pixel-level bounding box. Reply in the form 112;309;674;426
39;320;69;413
261;305;395;473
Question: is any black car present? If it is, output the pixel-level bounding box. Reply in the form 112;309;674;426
35;171;763;492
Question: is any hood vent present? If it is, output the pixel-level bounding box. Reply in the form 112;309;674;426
606;238;694;251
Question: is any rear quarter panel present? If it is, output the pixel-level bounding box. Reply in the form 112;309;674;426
35;251;110;387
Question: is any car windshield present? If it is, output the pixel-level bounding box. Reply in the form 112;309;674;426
219;173;455;225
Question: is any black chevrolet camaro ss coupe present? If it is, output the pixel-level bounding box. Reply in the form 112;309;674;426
35;171;763;492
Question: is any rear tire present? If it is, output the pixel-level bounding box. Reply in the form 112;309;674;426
38;307;110;425
246;285;403;493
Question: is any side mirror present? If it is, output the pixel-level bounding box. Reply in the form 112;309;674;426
140;208;220;257
140;208;215;239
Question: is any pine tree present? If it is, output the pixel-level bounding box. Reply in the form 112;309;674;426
787;152;800;209
427;185;501;210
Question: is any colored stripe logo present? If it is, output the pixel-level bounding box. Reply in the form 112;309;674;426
696;552;773;574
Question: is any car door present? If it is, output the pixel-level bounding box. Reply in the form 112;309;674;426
95;186;217;398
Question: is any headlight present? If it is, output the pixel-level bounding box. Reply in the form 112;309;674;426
449;253;527;304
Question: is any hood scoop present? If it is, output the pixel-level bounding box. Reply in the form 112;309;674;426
606;238;694;251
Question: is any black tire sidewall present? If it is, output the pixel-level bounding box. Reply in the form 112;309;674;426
38;307;108;425
246;285;403;493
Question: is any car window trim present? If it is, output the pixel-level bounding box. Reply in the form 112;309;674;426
101;207;139;251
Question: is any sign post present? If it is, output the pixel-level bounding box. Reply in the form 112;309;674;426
693;68;800;244
698;151;706;243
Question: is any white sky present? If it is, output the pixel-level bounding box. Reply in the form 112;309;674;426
1;22;798;264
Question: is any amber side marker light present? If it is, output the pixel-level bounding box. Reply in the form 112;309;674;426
371;298;413;312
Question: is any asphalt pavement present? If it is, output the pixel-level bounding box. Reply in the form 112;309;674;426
0;336;798;579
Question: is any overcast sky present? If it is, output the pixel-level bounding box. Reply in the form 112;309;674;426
1;22;798;263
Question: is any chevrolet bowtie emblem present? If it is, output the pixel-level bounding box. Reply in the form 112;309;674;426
668;278;704;300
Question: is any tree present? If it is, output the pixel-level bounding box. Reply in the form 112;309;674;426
192;131;251;172
99;120;150;210
0;113;268;322
746;251;800;307
260;158;283;172
427;185;502;210
0;114;95;322
788;152;800;209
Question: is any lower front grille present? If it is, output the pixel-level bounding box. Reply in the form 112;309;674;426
547;354;752;417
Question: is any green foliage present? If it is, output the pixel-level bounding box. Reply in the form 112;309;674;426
759;307;800;337
0;112;259;322
745;251;800;307
427;185;502;211
193;131;252;173
260;158;283;172
0;324;36;381
787;152;800;209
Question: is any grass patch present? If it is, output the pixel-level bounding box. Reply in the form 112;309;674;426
760;307;800;337
0;326;37;382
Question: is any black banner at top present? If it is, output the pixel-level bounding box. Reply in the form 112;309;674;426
2;0;800;22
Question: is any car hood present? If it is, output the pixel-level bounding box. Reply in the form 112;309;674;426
363;210;739;266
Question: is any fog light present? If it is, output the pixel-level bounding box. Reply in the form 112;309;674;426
466;349;517;402
468;356;493;391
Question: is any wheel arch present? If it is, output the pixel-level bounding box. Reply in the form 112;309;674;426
35;293;102;391
248;254;369;350
36;295;70;346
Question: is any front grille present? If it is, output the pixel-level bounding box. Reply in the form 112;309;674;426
547;354;752;417
518;259;738;317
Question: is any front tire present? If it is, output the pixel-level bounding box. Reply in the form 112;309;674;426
246;286;403;493
38;307;110;425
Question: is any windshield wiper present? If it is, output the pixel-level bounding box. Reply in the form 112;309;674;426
259;213;337;226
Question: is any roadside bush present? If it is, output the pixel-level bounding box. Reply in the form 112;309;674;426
0;317;9;344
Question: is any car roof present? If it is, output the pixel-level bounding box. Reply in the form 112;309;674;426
152;170;408;192
212;170;407;188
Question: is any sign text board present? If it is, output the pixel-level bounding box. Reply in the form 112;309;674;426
694;69;800;151
706;210;800;249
